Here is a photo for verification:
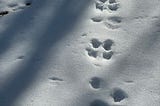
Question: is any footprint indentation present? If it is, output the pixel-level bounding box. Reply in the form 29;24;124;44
95;2;104;11
111;88;128;102
104;22;120;29
8;3;18;8
91;38;102;48
25;2;32;6
89;77;102;89
0;11;9;16
103;51;113;60
7;1;32;13
108;3;119;11
91;16;103;22
125;80;134;83
102;39;114;50
49;77;63;82
107;16;122;23
90;99;109;106
86;48;98;58
99;0;108;3
17;55;25;60
109;0;116;4
81;33;88;37
86;38;114;61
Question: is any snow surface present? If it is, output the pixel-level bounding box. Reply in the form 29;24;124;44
0;0;160;106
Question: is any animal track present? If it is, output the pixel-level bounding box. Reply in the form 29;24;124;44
107;16;122;23
86;38;114;60
110;88;128;102
109;0;116;4
25;2;32;6
90;99;109;106
0;11;9;16
91;16;103;22
89;77;102;89
104;16;122;29
102;39;114;50
104;22;120;29
95;2;105;11
103;51;113;60
99;0;108;3
108;3;119;11
95;0;120;11
86;48;98;58
17;55;25;60
93;0;122;30
91;38;102;48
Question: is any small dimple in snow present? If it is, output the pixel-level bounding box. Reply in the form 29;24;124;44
91;16;103;22
89;77;102;89
49;77;63;81
25;2;32;6
111;88;128;102
107;16;122;23
90;99;109;106
17;55;25;60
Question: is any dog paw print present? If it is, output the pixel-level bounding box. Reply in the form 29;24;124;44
85;38;114;60
95;0;120;11
92;0;122;30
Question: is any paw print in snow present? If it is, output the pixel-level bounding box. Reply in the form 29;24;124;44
95;0;120;11
86;38;114;60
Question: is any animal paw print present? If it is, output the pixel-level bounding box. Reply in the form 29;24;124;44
95;0;120;11
89;76;128;106
92;0;122;30
86;38;114;60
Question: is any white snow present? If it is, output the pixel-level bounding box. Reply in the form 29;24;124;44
0;0;160;106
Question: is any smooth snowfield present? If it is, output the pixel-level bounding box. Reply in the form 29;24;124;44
0;0;160;106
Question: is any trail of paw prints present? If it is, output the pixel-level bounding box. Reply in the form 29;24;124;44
85;38;114;61
0;1;32;17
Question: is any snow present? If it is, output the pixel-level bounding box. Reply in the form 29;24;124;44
0;0;160;106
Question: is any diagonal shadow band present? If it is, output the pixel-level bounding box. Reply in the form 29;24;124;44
0;0;92;106
0;0;48;56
